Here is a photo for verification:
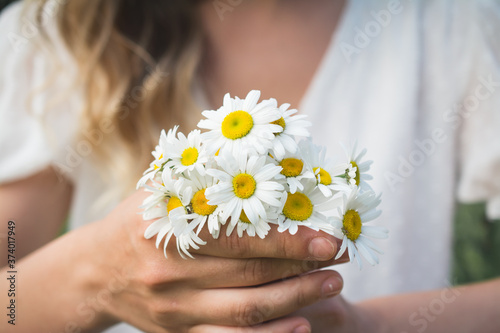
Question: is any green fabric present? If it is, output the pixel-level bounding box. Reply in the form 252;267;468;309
452;202;500;285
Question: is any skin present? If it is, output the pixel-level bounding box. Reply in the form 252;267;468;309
0;168;73;259
291;278;500;333
199;0;500;332
198;0;346;117
1;0;500;332
0;179;346;333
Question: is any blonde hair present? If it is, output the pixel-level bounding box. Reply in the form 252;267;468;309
31;0;203;200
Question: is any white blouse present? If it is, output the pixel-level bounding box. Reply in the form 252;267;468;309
1;0;499;332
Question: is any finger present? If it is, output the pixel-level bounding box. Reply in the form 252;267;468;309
191;270;343;326
190;316;311;333
193;224;340;261
183;255;349;288
133;245;348;290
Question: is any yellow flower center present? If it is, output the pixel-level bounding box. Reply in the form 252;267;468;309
191;189;216;216
232;173;257;199
280;158;304;177
181;147;199;166
167;196;183;213
239;210;252;224
350;161;360;185
282;192;313;221
314;167;332;185
343;209;362;241
271;117;286;134
221;110;254;140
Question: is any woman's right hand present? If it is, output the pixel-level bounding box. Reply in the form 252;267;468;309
90;190;346;333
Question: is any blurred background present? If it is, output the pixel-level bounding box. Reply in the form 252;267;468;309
0;0;498;286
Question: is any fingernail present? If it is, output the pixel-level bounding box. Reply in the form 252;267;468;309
293;325;311;333
308;237;335;260
321;276;343;298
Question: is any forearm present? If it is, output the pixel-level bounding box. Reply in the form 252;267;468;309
0;168;73;266
360;278;500;333
1;221;115;333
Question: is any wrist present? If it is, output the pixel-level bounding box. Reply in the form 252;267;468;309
5;219;121;332
65;220;122;331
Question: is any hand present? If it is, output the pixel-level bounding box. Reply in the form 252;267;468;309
90;190;347;332
289;295;382;333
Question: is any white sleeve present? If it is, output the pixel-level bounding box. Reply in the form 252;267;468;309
0;2;81;184
456;0;500;220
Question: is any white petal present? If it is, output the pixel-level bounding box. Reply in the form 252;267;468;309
360;209;382;222
144;219;167;239
335;236;348;260
206;169;232;182
356;240;378;265
243;199;259;225
254;189;282;207
243;90;261;110
361;225;389;239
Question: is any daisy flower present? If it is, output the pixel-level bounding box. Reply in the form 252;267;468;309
205;151;283;230
144;207;207;259
160;177;193;226
299;139;347;197
330;187;387;269
142;169;205;259
165;129;208;175
170;217;207;259
334;142;374;193
277;181;336;235
137;127;176;188
182;170;222;238
198;90;282;156
274;151;315;194
141;172;192;238
269;102;311;160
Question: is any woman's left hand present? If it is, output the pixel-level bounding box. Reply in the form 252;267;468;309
290;293;382;333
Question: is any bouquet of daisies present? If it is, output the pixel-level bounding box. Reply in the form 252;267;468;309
137;90;388;268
